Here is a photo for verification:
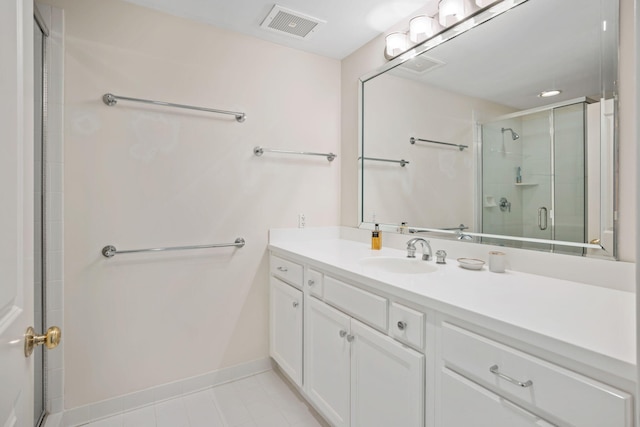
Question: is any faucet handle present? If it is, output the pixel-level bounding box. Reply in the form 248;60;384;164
407;246;416;258
435;250;447;264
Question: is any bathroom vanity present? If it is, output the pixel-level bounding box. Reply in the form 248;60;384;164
268;232;635;427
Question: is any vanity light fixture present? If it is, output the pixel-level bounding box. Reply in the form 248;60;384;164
538;89;562;98
409;15;436;43
385;0;497;61
385;32;409;59
438;0;465;27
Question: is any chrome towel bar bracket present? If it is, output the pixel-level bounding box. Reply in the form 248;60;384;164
102;93;246;122
102;238;246;258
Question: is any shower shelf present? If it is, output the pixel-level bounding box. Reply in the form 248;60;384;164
514;182;538;187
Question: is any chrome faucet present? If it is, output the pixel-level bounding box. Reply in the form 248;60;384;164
457;231;473;241
406;238;433;261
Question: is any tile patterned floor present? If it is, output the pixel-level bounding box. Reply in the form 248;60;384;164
82;370;329;427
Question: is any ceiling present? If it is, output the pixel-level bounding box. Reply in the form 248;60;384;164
387;0;617;110
121;0;436;59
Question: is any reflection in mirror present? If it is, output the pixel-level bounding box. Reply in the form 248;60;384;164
360;0;618;258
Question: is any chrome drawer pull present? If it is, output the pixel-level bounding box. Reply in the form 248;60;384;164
308;279;315;286
489;365;533;388
397;321;407;331
277;266;288;272
339;330;347;338
292;301;299;308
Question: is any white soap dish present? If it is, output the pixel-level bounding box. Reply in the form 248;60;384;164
457;258;485;270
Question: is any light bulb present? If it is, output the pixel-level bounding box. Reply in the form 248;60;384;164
385;32;408;58
409;15;435;43
438;0;465;27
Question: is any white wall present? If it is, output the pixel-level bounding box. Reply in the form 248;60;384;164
618;0;637;262
362;73;511;228
41;0;341;409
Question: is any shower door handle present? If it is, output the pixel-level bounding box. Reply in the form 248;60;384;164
538;207;548;230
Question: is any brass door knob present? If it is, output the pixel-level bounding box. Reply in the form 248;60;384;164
24;326;61;357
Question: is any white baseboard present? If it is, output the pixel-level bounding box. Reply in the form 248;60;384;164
44;357;273;427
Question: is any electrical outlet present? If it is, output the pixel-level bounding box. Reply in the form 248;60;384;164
298;213;306;228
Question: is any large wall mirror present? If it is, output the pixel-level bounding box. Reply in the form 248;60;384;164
359;0;618;258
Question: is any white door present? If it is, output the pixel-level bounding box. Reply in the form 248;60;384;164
350;319;424;427
270;277;303;386
1;0;35;426
306;298;351;427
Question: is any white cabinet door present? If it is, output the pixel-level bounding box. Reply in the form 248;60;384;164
270;277;303;386
306;297;351;427
440;368;555;427
350;319;424;427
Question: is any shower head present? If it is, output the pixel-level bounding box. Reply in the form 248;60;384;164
501;127;520;140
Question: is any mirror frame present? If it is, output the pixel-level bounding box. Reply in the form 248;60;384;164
358;0;618;258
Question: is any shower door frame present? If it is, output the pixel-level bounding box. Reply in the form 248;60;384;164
33;6;49;426
477;96;592;253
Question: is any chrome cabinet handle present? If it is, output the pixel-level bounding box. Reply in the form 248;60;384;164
346;334;355;342
339;330;347;338
397;321;407;331
277;266;288;272
489;365;533;388
292;301;299;308
538;207;548;231
308;279;315;286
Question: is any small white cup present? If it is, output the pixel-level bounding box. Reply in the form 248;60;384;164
488;251;506;273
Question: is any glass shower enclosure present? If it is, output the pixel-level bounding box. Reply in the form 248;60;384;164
480;100;590;254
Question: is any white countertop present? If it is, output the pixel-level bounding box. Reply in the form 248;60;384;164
269;237;636;377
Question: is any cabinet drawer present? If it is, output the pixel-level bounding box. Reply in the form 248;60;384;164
270;255;303;288
441;368;555;427
389;302;424;350
442;322;632;427
306;268;324;298
323;276;387;331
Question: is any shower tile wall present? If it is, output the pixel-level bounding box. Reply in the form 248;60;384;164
482;118;524;244
482;104;587;253
520;111;552;248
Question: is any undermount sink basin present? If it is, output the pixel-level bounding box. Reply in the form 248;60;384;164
358;256;438;274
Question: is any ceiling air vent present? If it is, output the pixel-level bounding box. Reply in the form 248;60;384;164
400;55;445;75
260;5;326;40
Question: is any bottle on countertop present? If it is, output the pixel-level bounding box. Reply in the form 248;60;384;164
371;223;382;250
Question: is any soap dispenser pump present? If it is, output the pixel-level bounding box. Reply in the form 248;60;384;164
371;224;382;250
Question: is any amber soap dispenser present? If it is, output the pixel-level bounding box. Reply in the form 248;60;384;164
371;224;382;250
